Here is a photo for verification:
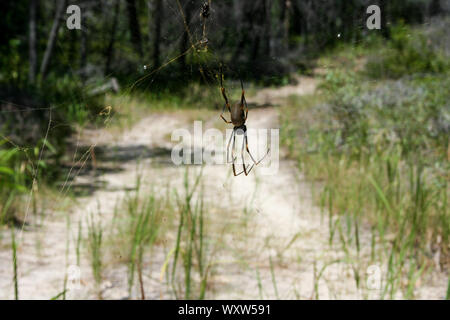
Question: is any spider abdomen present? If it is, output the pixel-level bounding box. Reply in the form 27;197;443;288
230;103;245;127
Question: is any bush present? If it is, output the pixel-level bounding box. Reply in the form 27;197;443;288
0;143;27;224
0;74;105;225
283;68;450;280
365;24;450;79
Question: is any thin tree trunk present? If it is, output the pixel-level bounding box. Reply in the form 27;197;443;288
68;23;78;65
280;0;290;51
303;2;309;47
40;0;66;80
430;0;441;16
28;0;38;84
380;0;390;39
263;0;272;58
126;0;143;57
231;2;251;64
180;0;193;72
80;23;88;78
251;3;264;62
151;0;163;67
105;0;120;74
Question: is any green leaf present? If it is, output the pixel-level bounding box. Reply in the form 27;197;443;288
0;167;14;176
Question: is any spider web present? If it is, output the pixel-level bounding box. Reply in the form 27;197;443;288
130;0;222;92
0;0;237;240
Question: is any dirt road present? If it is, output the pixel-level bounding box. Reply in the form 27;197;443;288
0;77;446;299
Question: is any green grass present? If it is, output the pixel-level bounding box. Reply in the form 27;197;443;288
269;256;279;300
281;25;449;299
170;168;212;300
106;174;172;298
10;227;18;300
123;178;162;299
87;211;103;297
100;167;219;299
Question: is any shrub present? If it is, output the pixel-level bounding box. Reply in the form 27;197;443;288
365;24;450;79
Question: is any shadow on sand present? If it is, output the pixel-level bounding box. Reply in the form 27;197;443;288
59;144;174;197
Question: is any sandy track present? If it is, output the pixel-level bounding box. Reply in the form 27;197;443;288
0;78;447;299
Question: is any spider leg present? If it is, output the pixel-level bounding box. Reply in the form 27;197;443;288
220;69;230;105
243;96;248;121
231;132;248;176
226;129;234;163
245;132;270;166
240;79;248;121
241;133;254;176
232;158;245;176
220;75;232;123
221;87;230;105
220;103;232;124
232;139;244;176
232;129;236;161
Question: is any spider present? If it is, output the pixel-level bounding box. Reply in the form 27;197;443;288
200;2;210;19
219;74;269;176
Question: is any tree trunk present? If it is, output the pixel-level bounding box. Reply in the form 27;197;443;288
429;0;441;16
280;0;291;51
180;0;193;72
105;0;120;74
231;1;251;65
380;0;390;39
125;0;143;57
80;22;88;79
263;0;272;58
39;0;66;80
28;0;38;84
251;2;264;62
151;0;163;67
